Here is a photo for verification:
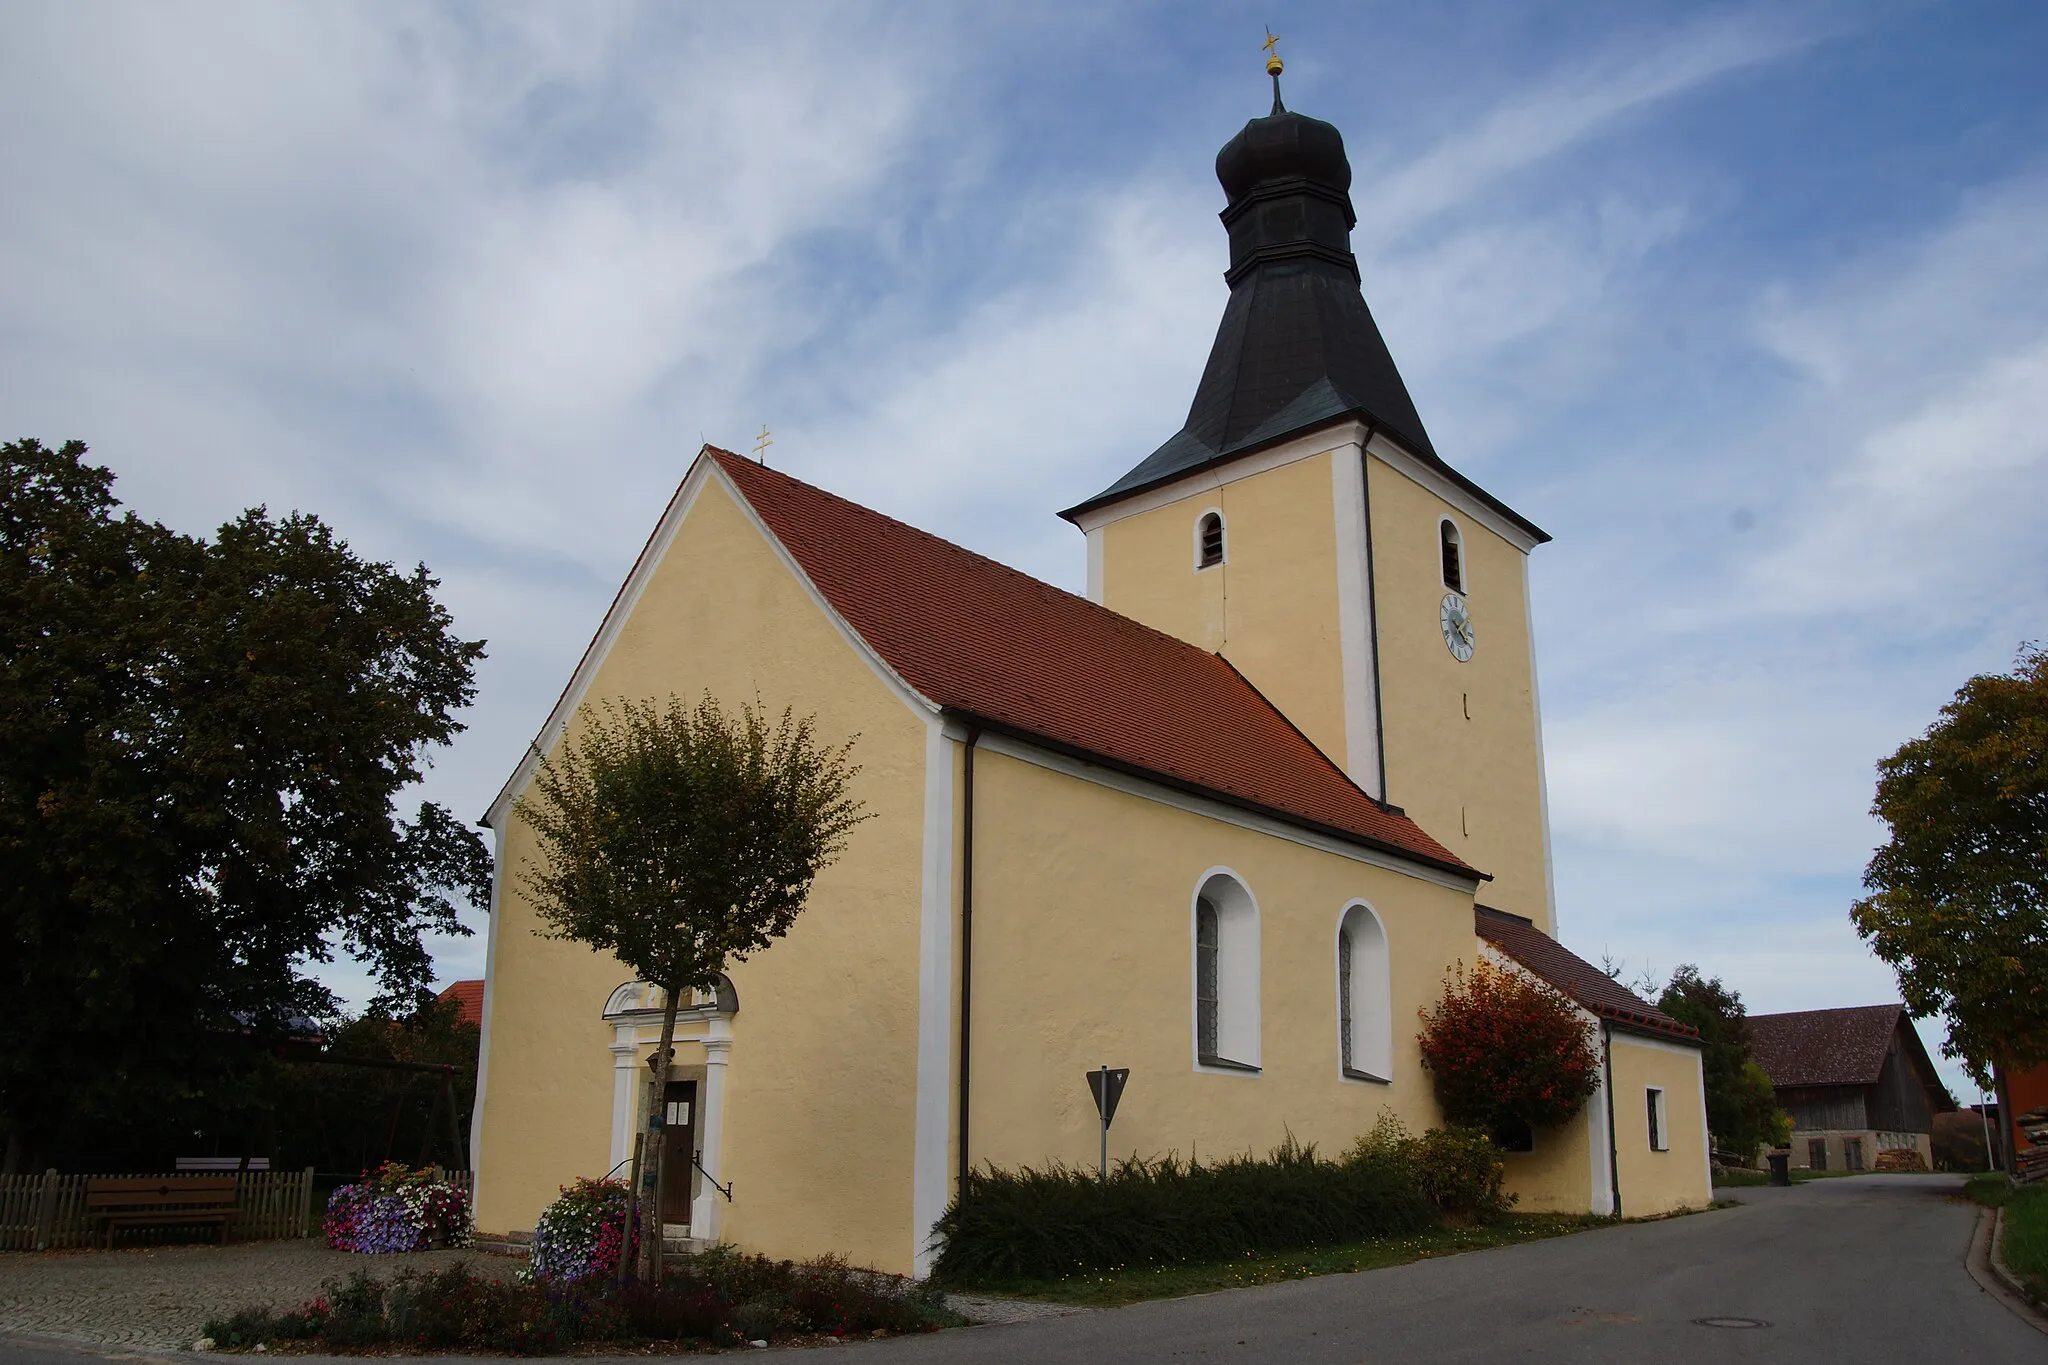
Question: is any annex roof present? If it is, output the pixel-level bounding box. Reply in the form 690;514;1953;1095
1475;907;1699;1042
706;448;1474;878
1747;1004;1920;1091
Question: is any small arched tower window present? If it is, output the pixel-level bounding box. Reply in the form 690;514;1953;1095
1439;518;1465;594
1197;511;1225;569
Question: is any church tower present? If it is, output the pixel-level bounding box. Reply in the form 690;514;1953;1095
1061;60;1559;932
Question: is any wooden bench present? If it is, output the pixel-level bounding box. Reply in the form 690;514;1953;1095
85;1176;238;1249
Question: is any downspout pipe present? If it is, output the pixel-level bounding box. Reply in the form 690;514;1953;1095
956;726;982;1200
1603;1021;1621;1217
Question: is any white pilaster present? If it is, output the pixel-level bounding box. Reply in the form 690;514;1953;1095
1588;1022;1616;1216
692;1022;733;1243
1332;444;1384;799
910;719;958;1277
609;1038;640;1174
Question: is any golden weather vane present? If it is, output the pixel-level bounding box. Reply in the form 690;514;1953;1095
753;423;774;464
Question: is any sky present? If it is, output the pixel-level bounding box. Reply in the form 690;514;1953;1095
4;1;2043;1106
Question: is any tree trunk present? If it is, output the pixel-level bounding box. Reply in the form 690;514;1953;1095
635;983;683;1283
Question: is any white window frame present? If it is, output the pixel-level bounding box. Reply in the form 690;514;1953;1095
1190;868;1260;1074
1335;901;1392;1084
1438;516;1467;595
1646;1087;1668;1152
1194;508;1227;571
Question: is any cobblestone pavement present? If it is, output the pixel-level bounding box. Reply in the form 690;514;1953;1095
0;1240;490;1352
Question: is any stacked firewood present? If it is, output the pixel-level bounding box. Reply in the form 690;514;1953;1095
2017;1108;2048;1183
1873;1148;1928;1172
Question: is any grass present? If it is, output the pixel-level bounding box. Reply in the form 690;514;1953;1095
1966;1174;2048;1304
947;1214;1612;1308
1711;1167;1869;1187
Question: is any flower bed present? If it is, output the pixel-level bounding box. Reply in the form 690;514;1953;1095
200;1251;960;1354
324;1162;470;1254
529;1176;637;1283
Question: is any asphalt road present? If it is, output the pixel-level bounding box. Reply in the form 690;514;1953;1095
821;1175;2043;1364
1;1174;2038;1363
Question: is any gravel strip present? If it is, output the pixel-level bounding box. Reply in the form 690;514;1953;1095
0;1241;489;1352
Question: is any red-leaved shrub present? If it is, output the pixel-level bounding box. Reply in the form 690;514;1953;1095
1418;960;1600;1137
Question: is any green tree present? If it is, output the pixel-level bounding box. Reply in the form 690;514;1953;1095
516;694;866;1280
1851;645;2048;1088
0;438;489;1171
1655;965;1790;1160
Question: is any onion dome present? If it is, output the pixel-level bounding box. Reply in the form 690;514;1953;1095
1062;48;1547;545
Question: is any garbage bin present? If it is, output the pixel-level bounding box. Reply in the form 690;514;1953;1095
1766;1151;1791;1186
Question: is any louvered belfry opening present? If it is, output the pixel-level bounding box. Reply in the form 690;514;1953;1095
1440;520;1464;592
1199;513;1224;567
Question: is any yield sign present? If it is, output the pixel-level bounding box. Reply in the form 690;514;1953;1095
1087;1067;1130;1127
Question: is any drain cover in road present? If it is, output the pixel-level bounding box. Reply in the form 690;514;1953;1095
1693;1317;1769;1329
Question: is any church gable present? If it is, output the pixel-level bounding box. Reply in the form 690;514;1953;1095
485;455;933;829
708;448;1469;877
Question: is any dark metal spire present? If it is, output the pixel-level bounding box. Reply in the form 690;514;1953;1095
1062;73;1444;522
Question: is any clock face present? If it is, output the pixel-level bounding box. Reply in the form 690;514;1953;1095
1440;593;1475;662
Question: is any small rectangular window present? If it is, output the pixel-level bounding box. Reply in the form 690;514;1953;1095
1646;1088;1668;1152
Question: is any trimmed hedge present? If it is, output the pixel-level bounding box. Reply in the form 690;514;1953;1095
931;1137;1435;1283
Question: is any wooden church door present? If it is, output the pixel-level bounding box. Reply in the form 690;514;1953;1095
659;1080;698;1226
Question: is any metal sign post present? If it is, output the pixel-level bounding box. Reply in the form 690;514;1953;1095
1086;1066;1130;1183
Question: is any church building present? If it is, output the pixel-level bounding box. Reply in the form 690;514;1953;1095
469;67;1712;1276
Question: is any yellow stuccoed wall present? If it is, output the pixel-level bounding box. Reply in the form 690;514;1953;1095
1096;450;1351;768
474;472;932;1272
1497;1081;1594;1215
1091;443;1553;933
961;745;1478;1173
1365;457;1552;931
1609;1036;1713;1216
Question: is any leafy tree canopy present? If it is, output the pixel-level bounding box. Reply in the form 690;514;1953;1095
0;438;489;1170
1851;644;2048;1087
517;695;868;1001
1655;965;1790;1158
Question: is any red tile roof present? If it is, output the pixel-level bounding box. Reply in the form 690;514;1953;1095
706;448;1473;876
1747;1004;1908;1089
437;979;484;1027
1475;907;1699;1042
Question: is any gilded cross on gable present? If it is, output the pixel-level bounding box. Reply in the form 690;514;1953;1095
753;423;774;464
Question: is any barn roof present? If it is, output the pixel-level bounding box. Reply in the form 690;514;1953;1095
1743;1004;1953;1098
707;448;1473;878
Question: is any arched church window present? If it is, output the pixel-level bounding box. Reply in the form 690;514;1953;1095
1337;903;1391;1082
1193;872;1260;1071
1197;511;1225;569
1439;518;1465;594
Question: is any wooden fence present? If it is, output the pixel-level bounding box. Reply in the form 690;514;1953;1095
0;1168;319;1250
